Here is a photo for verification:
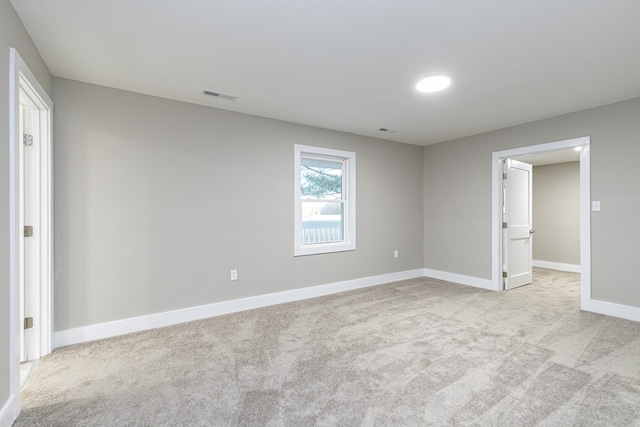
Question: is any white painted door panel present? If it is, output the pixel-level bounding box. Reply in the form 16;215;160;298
21;101;38;361
503;159;533;290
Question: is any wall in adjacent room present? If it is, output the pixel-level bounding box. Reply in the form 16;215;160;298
532;162;580;266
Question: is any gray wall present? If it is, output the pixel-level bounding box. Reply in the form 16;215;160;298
424;96;640;307
52;78;425;331
532;162;580;265
1;0;51;417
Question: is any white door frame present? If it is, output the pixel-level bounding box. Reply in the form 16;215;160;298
492;137;591;308
8;47;53;410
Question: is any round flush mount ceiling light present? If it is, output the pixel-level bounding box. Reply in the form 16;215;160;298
416;75;451;93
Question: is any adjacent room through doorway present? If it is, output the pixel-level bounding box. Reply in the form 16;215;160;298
492;137;591;308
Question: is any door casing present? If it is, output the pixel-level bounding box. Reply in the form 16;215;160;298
8;48;53;418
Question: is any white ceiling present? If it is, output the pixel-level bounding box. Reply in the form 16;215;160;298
11;0;640;146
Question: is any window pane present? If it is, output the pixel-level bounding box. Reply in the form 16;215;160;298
301;201;344;244
301;157;342;200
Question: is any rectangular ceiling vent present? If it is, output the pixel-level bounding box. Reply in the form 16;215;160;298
377;128;398;134
202;90;238;102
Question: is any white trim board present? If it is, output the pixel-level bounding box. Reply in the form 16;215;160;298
423;269;494;290
0;394;19;427
532;260;581;273
587;299;640;323
54;269;425;348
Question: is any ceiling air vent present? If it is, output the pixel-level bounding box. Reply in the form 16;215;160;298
202;90;238;102
377;128;398;134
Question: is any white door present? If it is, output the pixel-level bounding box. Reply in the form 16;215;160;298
20;100;38;362
503;159;533;290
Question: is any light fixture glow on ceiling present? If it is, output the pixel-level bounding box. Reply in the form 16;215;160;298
416;75;451;93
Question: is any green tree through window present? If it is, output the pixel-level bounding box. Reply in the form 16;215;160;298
300;158;342;199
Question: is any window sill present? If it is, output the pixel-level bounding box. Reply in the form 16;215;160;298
294;242;356;257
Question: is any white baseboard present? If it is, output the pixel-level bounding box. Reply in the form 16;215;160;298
0;394;19;427
423;268;495;291
52;267;640;349
54;269;425;348
533;260;581;273
587;299;640;323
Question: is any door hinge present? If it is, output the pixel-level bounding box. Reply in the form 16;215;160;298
502;172;507;179
24;225;34;237
23;134;33;147
502;271;508;278
502;222;507;229
24;317;34;330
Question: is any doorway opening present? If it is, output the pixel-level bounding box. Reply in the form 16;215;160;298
492;137;591;310
9;48;53;401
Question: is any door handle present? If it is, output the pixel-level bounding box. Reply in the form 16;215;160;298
529;229;535;234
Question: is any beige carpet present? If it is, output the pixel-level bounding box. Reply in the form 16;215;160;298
15;269;640;426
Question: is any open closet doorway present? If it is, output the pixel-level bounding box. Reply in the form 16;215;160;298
491;137;591;310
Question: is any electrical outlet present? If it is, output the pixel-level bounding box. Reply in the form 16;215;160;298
230;270;238;281
394;250;399;258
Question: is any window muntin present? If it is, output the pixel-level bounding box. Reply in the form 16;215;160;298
294;145;355;256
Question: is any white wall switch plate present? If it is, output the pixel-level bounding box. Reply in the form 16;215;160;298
230;270;238;281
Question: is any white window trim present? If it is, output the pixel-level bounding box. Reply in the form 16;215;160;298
294;144;356;256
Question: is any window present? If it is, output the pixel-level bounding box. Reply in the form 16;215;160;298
294;144;356;256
